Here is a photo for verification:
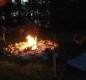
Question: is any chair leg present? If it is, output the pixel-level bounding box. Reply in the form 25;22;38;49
73;34;76;42
79;37;85;47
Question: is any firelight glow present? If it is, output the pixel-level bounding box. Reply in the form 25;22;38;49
26;35;37;50
14;35;37;51
4;35;58;55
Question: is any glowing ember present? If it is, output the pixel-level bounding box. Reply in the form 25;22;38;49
15;42;28;51
4;35;58;58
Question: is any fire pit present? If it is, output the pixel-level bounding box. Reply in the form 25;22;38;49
3;35;58;61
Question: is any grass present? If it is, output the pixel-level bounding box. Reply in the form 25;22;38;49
0;60;57;80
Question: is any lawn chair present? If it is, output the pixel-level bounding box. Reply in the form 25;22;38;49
73;34;86;47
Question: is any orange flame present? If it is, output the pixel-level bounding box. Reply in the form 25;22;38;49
14;35;37;51
26;35;37;50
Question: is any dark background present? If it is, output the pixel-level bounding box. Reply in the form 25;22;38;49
51;0;86;31
0;0;86;32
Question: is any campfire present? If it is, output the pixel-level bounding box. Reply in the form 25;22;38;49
4;35;58;60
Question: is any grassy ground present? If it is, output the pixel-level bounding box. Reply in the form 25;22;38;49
0;59;57;80
0;28;86;80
